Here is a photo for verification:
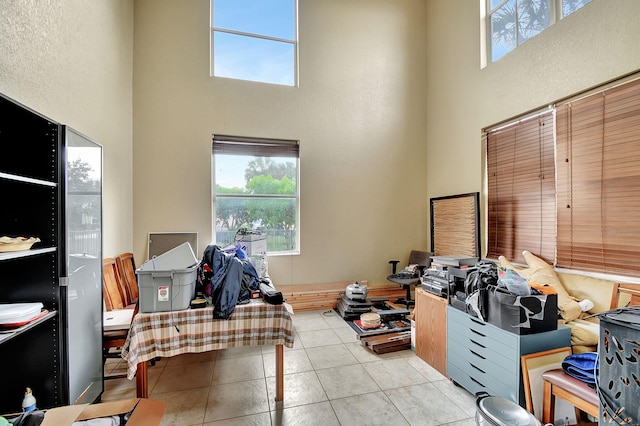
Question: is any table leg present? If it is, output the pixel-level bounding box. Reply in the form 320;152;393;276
136;360;149;398
275;344;284;401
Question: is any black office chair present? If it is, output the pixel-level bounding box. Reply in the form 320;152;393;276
387;250;432;308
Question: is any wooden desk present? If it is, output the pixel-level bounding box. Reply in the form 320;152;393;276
121;300;294;400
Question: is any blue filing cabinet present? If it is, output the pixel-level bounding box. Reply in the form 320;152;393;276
446;305;571;406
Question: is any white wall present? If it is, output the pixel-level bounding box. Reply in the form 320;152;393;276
0;0;134;257
425;0;640;256
132;0;429;285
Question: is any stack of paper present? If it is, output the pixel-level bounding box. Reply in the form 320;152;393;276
0;302;44;326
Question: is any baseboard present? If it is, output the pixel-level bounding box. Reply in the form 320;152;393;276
277;281;408;312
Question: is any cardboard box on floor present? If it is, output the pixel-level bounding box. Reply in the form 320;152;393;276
41;398;166;426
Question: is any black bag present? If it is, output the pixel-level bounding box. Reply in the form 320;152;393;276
464;260;498;319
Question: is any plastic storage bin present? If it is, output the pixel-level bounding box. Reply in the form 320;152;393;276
137;243;198;313
486;285;558;335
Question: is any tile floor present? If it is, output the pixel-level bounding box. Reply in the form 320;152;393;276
102;309;478;426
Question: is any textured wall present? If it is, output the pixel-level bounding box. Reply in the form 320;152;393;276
425;0;640;256
132;0;429;285
0;0;134;257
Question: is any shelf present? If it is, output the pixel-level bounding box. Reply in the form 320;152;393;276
0;171;57;187
0;310;57;345
0;247;56;261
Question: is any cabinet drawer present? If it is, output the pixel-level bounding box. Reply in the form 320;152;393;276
449;322;515;363
448;349;517;402
447;361;502;399
448;307;517;346
447;310;520;364
447;337;516;380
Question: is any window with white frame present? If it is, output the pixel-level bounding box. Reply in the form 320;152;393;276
487;0;591;63
211;0;298;86
212;135;299;254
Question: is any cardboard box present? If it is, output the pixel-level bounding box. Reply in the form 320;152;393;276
486;285;558;335
239;237;267;257
42;398;166;426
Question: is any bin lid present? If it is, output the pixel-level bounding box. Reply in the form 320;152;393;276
599;307;640;330
139;242;198;271
477;396;540;426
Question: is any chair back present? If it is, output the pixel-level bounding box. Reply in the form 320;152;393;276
116;252;139;304
408;250;432;272
103;258;126;311
610;283;640;309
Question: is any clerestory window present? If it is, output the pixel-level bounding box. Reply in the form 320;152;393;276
211;0;298;86
486;0;591;63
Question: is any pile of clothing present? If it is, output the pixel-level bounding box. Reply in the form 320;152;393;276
198;244;265;319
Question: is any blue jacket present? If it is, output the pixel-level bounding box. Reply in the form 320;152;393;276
202;245;259;319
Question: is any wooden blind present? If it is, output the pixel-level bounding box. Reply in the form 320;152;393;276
556;77;640;275
213;134;299;158
431;193;480;257
486;111;556;265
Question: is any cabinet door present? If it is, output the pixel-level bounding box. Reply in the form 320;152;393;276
63;127;103;404
415;289;448;376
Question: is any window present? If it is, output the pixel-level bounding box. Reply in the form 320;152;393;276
212;135;299;254
487;0;591;62
485;73;640;278
211;0;297;86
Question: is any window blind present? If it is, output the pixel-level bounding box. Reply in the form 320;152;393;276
486;111;556;265
212;134;299;158
556;77;640;275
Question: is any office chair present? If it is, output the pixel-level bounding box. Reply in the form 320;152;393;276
387;250;432;308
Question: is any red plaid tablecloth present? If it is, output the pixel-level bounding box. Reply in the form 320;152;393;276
122;300;294;380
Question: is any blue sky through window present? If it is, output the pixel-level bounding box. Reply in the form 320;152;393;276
214;0;294;40
212;0;296;86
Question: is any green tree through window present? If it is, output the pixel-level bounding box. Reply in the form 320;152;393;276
213;135;299;253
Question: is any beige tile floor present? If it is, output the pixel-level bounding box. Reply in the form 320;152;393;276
102;309;478;426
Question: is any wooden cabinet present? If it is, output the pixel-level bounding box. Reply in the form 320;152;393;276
414;288;448;376
0;93;103;413
446;305;571;406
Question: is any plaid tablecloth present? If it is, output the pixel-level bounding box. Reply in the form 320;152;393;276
122;300;294;380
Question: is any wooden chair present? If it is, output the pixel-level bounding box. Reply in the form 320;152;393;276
103;258;126;310
541;283;640;423
609;282;640;309
103;257;136;379
541;368;599;424
116;252;139;305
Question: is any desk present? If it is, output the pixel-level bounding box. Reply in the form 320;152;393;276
122;300;294;400
103;308;135;331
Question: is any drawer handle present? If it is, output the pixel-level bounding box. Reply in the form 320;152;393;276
470;363;486;374
470;328;487;338
470;339;486;349
469;376;486;388
469;317;486;327
470;349;486;360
